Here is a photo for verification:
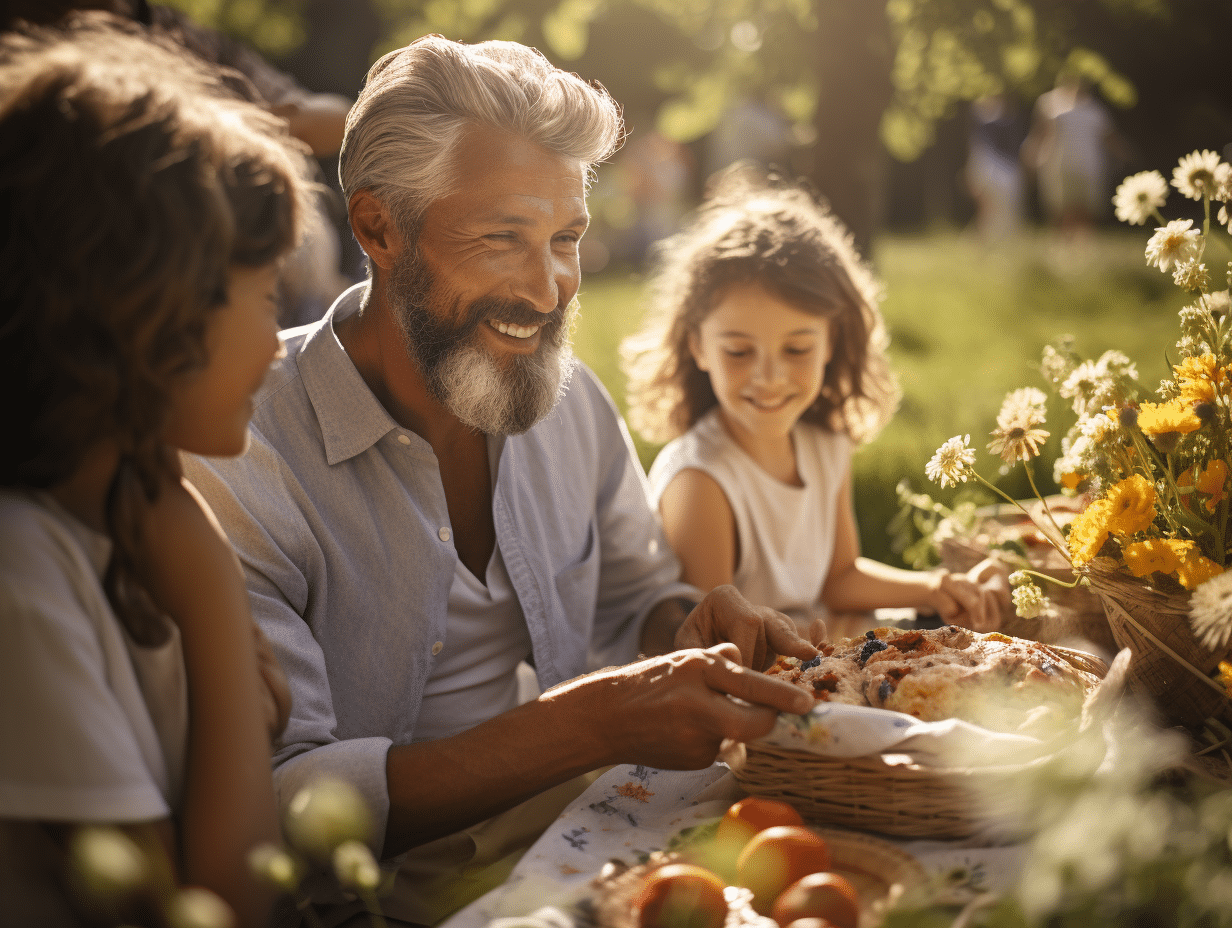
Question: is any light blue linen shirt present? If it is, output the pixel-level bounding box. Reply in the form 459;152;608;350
184;284;695;845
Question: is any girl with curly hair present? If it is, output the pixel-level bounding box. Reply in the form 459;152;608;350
624;165;1003;640
0;18;305;925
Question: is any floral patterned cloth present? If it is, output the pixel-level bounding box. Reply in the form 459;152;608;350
438;762;1025;928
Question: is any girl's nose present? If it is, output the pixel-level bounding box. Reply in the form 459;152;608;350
752;352;785;385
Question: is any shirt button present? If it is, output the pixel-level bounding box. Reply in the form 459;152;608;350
431;641;443;655
397;434;411;445
438;527;451;542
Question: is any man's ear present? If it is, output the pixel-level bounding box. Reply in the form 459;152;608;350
348;189;404;272
687;330;708;372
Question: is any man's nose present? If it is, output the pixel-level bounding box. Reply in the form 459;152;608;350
512;249;557;314
512;247;574;314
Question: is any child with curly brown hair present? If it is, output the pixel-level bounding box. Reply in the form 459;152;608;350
624;165;1004;642
0;17;306;926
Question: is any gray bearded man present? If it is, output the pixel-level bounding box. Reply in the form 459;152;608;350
186;35;817;926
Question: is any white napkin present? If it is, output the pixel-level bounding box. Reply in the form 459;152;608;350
760;703;1047;766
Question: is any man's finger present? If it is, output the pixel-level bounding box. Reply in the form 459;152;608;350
807;616;828;646
702;647;812;715
763;615;819;662
702;694;782;744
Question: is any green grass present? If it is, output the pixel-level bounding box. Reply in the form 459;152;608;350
571;229;1193;565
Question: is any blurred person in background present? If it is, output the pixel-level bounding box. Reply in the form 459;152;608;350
1023;71;1126;235
965;93;1027;240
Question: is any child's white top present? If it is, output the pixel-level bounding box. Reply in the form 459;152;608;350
0;489;187;822
647;409;851;620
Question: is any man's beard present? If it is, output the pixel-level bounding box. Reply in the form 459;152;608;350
386;246;578;435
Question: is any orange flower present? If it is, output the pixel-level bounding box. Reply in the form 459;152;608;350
1060;472;1082;491
1174;354;1228;405
1195;459;1229;512
1122;538;1184;578
1103;474;1157;535
1067;498;1114;566
1176;548;1225;590
1219;662;1232;699
1137;400;1202;436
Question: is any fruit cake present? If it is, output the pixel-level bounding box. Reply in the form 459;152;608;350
766;626;1098;734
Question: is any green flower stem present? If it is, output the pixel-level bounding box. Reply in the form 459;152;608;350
1014;567;1082;590
969;470;1075;567
1023;460;1067;542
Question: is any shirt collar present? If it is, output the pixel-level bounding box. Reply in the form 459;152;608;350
297;283;413;465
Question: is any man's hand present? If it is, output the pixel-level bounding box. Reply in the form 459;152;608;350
673;585;818;669
550;643;814;771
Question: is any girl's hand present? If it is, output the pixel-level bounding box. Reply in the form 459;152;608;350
926;559;1008;632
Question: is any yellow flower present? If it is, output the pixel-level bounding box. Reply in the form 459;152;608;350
1068;498;1114;566
1136;399;1203;436
1122;538;1184;578
1176;548;1225;590
1218;661;1232;698
1174;354;1227;405
1060;472;1083;491
1103;474;1157;535
1195;459;1229;512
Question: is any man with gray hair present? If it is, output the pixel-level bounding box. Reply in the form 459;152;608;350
186;35;817;924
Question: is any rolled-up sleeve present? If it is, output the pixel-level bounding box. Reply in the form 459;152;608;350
184;444;393;852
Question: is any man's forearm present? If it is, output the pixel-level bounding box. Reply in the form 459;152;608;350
382;693;606;857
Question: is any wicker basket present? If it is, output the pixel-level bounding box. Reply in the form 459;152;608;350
731;646;1109;842
1082;557;1231;731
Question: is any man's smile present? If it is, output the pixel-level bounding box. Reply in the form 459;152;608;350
487;319;541;339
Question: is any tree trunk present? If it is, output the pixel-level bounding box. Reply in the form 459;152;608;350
807;1;895;255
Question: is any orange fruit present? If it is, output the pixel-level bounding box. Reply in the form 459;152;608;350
634;863;728;928
771;872;860;928
716;797;805;848
705;797;805;882
736;825;832;914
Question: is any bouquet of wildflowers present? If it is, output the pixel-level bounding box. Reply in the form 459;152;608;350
924;149;1232;705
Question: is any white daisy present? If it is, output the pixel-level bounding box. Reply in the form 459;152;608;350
1203;290;1231;316
1172;149;1225;201
1219;204;1231;234
1113;170;1168;225
988;412;1050;464
1215;162;1232;202
926;435;975;488
1144;219;1202;273
1188;570;1232;652
1059;360;1122;416
996;387;1048;426
1040;344;1075;388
